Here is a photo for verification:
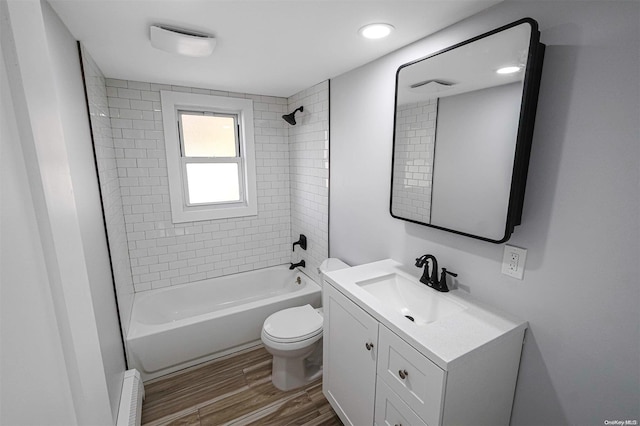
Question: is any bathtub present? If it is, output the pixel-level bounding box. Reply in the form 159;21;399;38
126;265;321;380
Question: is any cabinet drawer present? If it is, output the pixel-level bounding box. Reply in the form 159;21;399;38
375;379;427;426
377;326;445;426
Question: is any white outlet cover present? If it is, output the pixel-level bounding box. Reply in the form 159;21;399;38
501;245;527;279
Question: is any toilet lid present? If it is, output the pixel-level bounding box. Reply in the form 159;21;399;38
263;304;323;343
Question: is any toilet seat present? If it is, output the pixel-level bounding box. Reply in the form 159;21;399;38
263;304;323;343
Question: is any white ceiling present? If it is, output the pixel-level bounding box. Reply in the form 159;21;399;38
49;0;502;98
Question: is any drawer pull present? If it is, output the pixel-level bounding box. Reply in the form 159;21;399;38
394;424;402;426
398;369;409;379
365;342;374;351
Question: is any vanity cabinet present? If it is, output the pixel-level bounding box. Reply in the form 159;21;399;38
323;281;379;426
323;278;526;426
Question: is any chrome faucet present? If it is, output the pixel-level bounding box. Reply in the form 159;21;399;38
415;254;457;292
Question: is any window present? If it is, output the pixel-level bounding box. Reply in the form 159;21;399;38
161;92;257;222
179;112;242;205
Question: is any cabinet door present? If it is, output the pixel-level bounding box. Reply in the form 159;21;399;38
323;283;379;426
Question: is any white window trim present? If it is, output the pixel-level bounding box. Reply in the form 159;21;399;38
161;91;257;223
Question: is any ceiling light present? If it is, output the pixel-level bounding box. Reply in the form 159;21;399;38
359;23;394;40
150;25;216;57
496;66;522;75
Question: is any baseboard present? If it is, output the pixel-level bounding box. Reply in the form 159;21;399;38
117;369;145;426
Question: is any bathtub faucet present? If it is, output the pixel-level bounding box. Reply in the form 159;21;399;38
289;260;305;270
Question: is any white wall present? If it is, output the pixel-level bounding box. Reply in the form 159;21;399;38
330;1;639;424
1;1;126;423
41;2;126;417
0;27;77;426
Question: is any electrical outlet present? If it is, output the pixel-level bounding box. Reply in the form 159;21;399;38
502;245;527;279
509;253;519;271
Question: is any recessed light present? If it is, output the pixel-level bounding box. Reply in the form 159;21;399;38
359;23;394;40
496;66;522;75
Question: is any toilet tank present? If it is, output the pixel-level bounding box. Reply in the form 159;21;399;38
317;258;349;313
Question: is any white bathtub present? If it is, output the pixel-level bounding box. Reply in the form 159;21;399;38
126;265;321;380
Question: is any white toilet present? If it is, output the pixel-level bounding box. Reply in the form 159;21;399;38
261;258;349;391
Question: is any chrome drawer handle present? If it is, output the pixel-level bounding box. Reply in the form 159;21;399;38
365;342;374;351
398;369;408;379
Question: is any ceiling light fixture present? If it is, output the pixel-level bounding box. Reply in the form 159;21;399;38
150;25;216;57
359;23;394;40
496;66;522;74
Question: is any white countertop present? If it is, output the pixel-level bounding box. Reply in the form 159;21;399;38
324;258;528;371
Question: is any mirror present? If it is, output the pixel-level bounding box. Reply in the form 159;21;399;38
390;18;545;243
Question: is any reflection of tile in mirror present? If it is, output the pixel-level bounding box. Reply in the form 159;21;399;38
392;98;436;223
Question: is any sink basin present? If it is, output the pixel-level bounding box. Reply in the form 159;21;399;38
356;273;465;325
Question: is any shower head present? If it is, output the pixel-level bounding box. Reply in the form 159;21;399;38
282;106;304;125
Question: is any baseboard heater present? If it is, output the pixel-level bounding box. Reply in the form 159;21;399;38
117;369;144;426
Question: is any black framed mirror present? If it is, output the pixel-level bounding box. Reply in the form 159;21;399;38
390;18;545;243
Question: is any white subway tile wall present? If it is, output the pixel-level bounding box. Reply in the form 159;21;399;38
287;81;329;283
81;48;135;334
391;99;437;222
106;79;292;291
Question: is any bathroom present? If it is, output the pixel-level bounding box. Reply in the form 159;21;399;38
1;0;638;425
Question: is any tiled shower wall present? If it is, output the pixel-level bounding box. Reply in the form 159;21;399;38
105;79;292;292
81;48;135;334
287;82;330;282
391;99;437;222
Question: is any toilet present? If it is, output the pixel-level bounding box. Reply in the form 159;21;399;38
261;258;349;391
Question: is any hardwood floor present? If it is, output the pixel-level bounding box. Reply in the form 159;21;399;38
141;346;342;426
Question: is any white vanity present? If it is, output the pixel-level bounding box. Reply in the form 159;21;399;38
322;259;527;426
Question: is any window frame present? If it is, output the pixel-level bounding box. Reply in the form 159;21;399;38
177;110;244;207
161;91;257;223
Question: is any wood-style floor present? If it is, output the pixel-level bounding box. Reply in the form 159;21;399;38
141;345;343;426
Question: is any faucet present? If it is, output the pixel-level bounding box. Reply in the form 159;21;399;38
415;254;457;292
289;260;305;270
292;234;307;251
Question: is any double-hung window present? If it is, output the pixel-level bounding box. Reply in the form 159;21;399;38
161;92;257;222
179;111;242;205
